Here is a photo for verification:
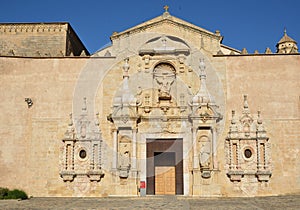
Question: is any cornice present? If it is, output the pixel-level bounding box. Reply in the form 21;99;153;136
110;17;221;42
0;23;68;33
213;53;300;57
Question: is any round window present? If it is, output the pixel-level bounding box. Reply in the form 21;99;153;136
79;149;87;159
244;149;252;159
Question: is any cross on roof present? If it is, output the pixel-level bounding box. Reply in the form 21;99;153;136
164;5;169;12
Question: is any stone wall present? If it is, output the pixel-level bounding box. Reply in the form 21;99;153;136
0;54;299;197
0;23;89;57
219;55;300;196
0;12;299;197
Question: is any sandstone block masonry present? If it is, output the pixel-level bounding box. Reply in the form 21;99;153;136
0;8;299;197
0;23;89;57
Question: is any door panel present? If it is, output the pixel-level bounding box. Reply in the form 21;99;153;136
155;166;175;195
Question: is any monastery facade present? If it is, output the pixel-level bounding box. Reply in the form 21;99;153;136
0;8;299;197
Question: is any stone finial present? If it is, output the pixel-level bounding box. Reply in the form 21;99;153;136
256;110;266;133
242;95;251;115
163;5;170;18
217;50;224;55
64;112;75;139
192;59;214;104
215;30;221;36
254;50;259;54
265;47;272;54
95;112;100;126
241;48;248;54
257;110;262;124
80;50;87;57
123;58;130;78
82;97;87;112
199;58;206;71
68;113;73;126
104;50;111;57
243;95;249;109
231;110;236;124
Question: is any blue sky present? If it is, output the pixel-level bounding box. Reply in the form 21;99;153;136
1;0;299;54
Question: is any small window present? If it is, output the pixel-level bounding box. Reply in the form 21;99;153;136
244;149;252;159
79;149;87;159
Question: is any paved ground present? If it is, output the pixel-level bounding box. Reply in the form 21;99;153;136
0;195;299;210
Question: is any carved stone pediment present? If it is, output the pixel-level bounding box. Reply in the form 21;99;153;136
189;59;222;124
139;35;190;56
111;105;139;128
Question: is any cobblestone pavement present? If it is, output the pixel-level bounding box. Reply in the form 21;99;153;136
0;195;299;210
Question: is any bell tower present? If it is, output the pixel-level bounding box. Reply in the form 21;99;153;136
276;29;298;53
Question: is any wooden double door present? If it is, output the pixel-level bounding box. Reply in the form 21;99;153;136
146;139;183;195
155;166;176;195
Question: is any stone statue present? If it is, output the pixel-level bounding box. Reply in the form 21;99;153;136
119;143;131;169
199;142;211;168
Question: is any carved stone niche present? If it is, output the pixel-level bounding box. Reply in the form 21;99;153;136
60;98;104;182
153;63;176;101
225;95;271;183
198;131;212;178
118;135;132;178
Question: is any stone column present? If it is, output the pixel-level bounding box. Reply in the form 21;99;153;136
112;129;118;170
192;127;198;169
257;140;261;170
140;134;147;186
64;143;68;170
90;144;95;170
229;141;233;170
72;142;75;170
132;128;137;170
236;141;240;169
211;127;218;169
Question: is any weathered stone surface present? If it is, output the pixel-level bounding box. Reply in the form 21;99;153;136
0;9;299;197
0;23;89;57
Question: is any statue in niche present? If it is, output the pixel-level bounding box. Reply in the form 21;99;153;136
119;143;131;169
153;63;176;99
199;141;211;169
